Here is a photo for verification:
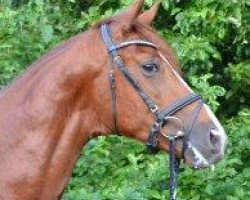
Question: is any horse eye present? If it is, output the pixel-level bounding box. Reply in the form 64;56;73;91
141;63;159;75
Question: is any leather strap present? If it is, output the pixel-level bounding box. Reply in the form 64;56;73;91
161;94;202;119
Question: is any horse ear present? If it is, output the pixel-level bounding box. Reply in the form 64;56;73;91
115;0;144;29
137;1;161;25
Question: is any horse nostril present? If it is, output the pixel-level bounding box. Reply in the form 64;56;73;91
210;130;217;145
210;129;222;153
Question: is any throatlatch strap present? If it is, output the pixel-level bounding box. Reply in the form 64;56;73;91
101;24;119;133
108;71;118;133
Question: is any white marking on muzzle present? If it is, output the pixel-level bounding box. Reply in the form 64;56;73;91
188;142;210;168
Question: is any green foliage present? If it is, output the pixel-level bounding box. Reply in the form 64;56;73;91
0;0;80;86
0;0;249;199
227;62;250;103
189;74;226;111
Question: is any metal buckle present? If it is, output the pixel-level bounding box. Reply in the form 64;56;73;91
150;105;158;113
152;121;162;130
113;55;123;67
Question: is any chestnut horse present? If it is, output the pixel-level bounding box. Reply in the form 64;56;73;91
0;1;227;199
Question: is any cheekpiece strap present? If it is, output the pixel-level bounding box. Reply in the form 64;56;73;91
101;24;161;116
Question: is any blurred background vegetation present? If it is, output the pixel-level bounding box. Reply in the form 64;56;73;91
0;0;250;199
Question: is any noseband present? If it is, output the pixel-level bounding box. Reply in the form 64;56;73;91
100;24;203;200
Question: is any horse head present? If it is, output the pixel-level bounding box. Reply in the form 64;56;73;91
91;0;227;169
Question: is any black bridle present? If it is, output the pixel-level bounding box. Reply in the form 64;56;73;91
100;23;203;200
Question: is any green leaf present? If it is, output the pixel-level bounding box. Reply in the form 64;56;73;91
162;0;170;11
41;24;54;44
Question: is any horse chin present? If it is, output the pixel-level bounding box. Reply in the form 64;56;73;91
183;142;212;170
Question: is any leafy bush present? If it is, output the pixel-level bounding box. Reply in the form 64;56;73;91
0;0;249;199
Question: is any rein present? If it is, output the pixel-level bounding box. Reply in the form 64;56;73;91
100;23;203;200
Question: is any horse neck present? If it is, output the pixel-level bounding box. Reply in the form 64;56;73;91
0;30;109;200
